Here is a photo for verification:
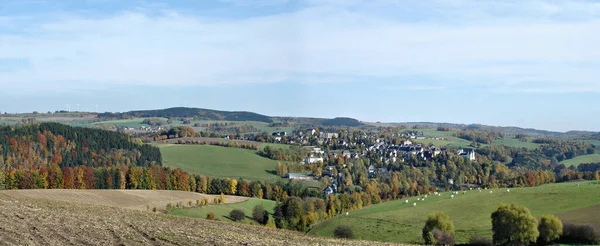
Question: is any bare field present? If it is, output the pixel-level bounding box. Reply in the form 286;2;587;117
0;189;248;211
0;190;404;246
558;204;600;228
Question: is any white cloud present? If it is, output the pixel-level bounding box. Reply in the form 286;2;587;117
1;0;599;92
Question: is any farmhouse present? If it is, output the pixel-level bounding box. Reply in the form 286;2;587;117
285;173;311;180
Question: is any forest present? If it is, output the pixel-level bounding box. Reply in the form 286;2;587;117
0;123;162;170
98;107;273;123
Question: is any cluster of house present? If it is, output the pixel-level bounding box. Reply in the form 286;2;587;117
300;138;476;166
120;126;165;133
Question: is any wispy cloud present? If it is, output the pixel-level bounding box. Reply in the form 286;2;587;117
0;0;599;93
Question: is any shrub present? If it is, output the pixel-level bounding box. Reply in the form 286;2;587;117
422;212;455;245
469;235;493;246
206;212;215;220
152;207;157;213
166;203;173;211
538;215;562;244
252;204;269;225
491;204;538;246
188;201;193;207
229;209;246;221
432;229;455;245
333;225;354;239
266;217;277;228
558;222;599;245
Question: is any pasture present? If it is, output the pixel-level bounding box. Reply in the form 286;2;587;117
160;144;285;181
170;198;276;223
560;154;600;167
308;181;600;244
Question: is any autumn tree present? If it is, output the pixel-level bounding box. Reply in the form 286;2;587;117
492;204;539;246
538;215;563;245
220;193;226;204
422;212;455;245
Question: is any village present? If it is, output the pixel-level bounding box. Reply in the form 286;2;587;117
273;128;478;196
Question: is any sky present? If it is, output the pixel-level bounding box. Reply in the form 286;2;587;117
0;0;599;132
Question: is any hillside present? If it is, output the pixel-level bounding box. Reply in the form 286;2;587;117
308;181;600;244
0;190;402;246
160;144;283;181
0;122;162;169
98;107;274;123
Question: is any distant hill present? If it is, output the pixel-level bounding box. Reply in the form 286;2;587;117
370;122;597;137
273;116;364;127
98;107;273;123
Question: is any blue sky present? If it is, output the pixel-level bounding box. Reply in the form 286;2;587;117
1;0;599;132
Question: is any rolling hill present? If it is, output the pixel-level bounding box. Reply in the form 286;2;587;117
98;107;274;123
308;181;600;244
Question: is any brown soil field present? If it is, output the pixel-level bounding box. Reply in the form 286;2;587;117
558;204;600;228
0;190;406;246
0;189;248;211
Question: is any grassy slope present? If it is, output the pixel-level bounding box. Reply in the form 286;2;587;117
308;181;600;244
0;191;400;246
160;144;283;181
560;154;600;167
170;198;277;223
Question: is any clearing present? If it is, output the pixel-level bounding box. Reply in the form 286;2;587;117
171;198;277;223
308;181;600;244
560;154;600;167
0;190;403;246
160;144;285;181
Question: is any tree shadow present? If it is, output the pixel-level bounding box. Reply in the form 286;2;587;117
265;169;278;175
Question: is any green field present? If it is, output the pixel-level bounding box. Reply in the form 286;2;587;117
170;198;276;223
160;144;285;181
560;154;600;167
308;181;600;244
415;129;544;149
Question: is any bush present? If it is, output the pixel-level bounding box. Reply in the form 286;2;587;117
538;215;563;244
422;212;455;245
206;212;215;220
252;204;269;225
491;204;539;246
432;229;455;245
558;222;600;245
333;225;354;239
229;209;246;221
469;236;493;246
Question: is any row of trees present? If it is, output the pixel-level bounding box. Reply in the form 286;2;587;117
454;130;503;144
420;204;599;245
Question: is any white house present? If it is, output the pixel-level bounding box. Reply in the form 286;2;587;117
457;148;476;161
304;156;324;164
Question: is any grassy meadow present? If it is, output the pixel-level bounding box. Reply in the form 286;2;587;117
308;181;600;244
560;154;600;167
170;198;276;223
160;144;285;181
